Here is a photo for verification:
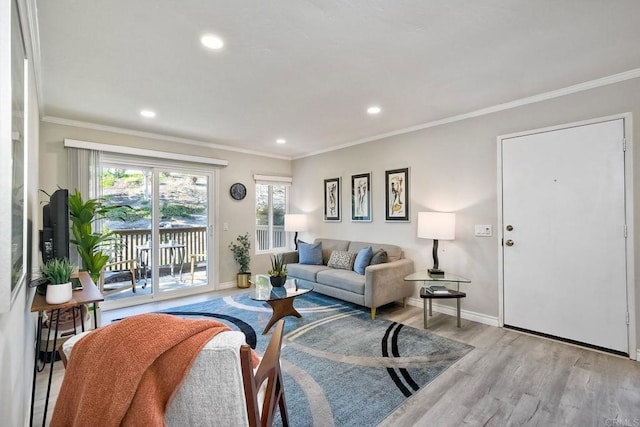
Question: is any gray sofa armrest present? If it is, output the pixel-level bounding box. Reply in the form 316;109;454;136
364;259;415;309
278;251;299;265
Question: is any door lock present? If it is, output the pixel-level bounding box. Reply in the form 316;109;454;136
506;225;514;231
505;239;514;246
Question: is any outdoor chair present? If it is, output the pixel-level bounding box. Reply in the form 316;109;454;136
189;253;206;284
98;259;137;296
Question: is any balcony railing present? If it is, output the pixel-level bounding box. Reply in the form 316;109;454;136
109;226;207;271
255;225;286;251
106;225;287;272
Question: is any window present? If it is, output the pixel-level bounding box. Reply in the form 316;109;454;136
255;178;290;252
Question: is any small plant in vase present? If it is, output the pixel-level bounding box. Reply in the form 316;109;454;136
229;232;251;288
41;258;74;304
268;255;288;287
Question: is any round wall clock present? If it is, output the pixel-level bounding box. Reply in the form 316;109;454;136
230;182;247;200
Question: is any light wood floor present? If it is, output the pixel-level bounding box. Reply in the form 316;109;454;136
33;294;640;426
380;305;640;427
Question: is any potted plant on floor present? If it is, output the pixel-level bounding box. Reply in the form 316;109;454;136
229;232;251;288
268;255;287;287
41;258;74;304
68;189;123;283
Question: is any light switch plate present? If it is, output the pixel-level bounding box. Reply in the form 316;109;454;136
475;224;492;237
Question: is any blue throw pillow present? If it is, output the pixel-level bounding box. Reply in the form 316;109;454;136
353;246;373;275
299;242;323;265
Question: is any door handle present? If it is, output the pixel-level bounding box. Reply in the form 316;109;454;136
505;239;514;247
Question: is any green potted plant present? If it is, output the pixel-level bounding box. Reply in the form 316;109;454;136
41;258;74;304
229;232;251;288
268;255;288;287
68;189;123;283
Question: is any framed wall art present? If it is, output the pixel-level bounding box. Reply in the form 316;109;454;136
385;168;409;221
323;177;341;221
351;172;371;222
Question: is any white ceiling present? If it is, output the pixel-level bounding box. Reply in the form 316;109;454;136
35;0;640;159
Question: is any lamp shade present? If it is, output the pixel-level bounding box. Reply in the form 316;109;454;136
284;214;308;232
417;212;456;240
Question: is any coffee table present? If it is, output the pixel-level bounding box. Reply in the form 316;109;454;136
249;278;313;334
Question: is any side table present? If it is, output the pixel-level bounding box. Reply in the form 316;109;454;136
30;272;104;427
404;272;471;328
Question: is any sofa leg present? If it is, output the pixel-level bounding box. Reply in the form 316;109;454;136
371;307;376;320
403;297;407;308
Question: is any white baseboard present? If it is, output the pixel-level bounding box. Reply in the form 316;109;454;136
217;281;237;290
405;298;640;361
406;296;500;327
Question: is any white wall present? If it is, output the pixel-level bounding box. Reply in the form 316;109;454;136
0;0;40;424
292;77;640;342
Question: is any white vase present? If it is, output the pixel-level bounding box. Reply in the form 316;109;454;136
46;282;73;305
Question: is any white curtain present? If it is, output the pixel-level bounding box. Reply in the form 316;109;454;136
67;147;102;199
66;148;102;266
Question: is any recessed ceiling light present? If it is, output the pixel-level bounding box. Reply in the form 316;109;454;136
367;106;381;115
140;109;156;118
276;139;286;144
201;34;224;50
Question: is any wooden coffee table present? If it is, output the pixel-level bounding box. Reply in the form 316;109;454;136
249;278;313;334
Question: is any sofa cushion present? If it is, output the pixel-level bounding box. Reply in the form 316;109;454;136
314;239;350;265
369;249;388;265
353;246;373;275
327;250;356;270
299;242;323;265
316;269;366;295
348;241;402;262
286;263;331;282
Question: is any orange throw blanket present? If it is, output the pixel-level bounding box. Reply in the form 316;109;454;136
51;313;259;427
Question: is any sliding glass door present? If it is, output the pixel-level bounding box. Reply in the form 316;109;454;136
101;166;155;302
99;160;214;307
156;170;209;294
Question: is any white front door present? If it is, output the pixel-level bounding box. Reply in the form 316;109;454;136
500;118;629;353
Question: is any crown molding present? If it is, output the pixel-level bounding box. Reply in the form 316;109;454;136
21;0;43;115
296;68;640;159
41;116;292;161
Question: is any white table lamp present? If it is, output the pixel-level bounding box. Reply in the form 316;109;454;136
417;211;456;276
284;214;308;250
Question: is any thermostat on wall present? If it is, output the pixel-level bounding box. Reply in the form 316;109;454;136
475;225;492;237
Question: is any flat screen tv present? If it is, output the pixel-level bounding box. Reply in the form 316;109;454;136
40;189;70;264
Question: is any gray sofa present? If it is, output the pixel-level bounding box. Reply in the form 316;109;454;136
279;238;415;319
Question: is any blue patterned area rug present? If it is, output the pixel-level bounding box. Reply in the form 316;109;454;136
159;292;473;427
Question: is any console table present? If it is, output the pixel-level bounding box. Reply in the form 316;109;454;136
30;272;104;427
404;272;470;328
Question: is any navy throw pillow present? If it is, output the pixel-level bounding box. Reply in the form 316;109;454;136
299;242;323;265
353;246;373;275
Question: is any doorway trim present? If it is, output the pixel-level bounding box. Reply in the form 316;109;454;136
496;113;636;359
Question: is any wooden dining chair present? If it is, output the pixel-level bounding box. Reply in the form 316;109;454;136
240;320;289;427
